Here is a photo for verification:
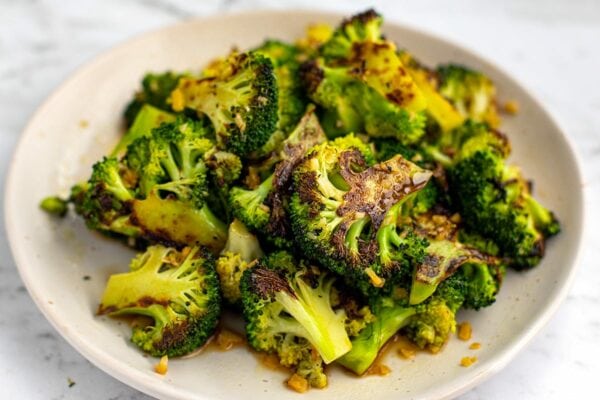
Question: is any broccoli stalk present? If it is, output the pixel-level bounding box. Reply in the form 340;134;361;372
216;219;264;304
112;104;175;157
338;298;416;375
98;245;221;357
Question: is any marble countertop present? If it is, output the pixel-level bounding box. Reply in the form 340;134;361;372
1;0;599;399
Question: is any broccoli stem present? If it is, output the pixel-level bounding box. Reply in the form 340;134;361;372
275;275;351;364
338;306;415;375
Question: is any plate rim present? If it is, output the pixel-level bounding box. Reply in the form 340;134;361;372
4;8;586;400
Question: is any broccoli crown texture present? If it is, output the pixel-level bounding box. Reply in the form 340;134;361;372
240;252;352;366
216;219;264;304
170;52;278;155
98;245;221;357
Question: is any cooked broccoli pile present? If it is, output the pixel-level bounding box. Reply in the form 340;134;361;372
40;9;560;391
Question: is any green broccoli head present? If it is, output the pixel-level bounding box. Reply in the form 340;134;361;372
98;245;221;357
291;136;430;290
319;9;383;60
229;107;328;248
229;174;274;232
216;219;264;305
300;45;427;144
402;296;459;353
127;117;213;206
451;261;505;310
76;157;141;238
240;252;352;367
123;71;186;126
447;123;560;268
437;64;499;127
122;117;227;252
252;40;308;141
170;52;278;156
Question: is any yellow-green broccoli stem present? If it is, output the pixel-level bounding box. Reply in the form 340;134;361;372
216;219;263;304
338;301;415;375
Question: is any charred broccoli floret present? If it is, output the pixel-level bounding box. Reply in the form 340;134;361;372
125;117;227;252
216;219;264;305
319;9;383;61
170;52;278;155
124;71;186;126
437;64;499;127
229;107;327;245
241;251;352;383
98;245;221;357
444;122;560;268
73;117;227;252
398;51;465;133
75;156;141;238
301;43;427;143
253;40;307;141
291;136;480;298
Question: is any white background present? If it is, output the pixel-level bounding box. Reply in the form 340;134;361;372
1;1;599;399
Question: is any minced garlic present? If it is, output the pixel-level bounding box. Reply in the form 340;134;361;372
155;355;168;375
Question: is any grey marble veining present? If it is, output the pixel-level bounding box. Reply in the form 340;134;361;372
1;0;599;399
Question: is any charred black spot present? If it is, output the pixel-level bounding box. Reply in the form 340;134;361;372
341;9;380;28
296;170;322;218
251;267;295;300
299;60;324;94
155;320;191;352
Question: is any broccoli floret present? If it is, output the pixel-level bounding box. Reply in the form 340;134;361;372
216;219;264;305
338;295;415;375
229;107;327;247
76;157;141;238
301;44;427;144
124;117;227;252
402;296;459;353
290;137;422;289
446;122;560;268
75;117;227;252
319;9;383;60
437;64;499;128
240;252;352;368
398;51;465;133
456;262;505;310
203;148;243;221
170;52;278;155
253;40;306;131
229;174;274;232
113;104;176;157
124;71;185;126
98;245;221;357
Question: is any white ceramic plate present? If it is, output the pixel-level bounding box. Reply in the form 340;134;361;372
5;10;584;400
